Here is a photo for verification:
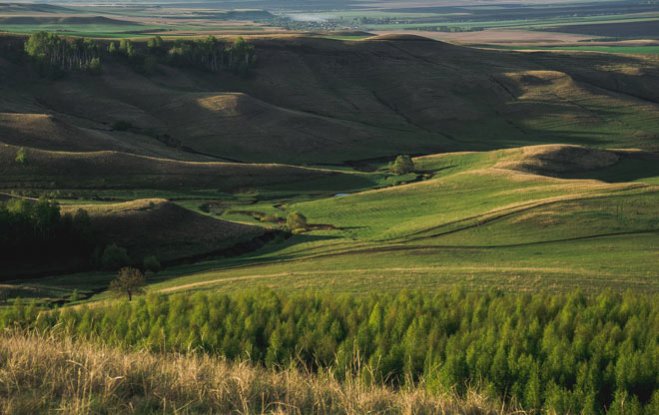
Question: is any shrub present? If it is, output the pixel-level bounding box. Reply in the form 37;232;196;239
100;243;130;270
261;214;283;223
286;211;308;232
389;155;415;175
14;147;27;164
8;290;656;414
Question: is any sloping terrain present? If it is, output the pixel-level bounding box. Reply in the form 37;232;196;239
1;34;658;166
0;34;658;296
62;199;265;262
0;143;354;190
145;144;658;295
0;113;137;152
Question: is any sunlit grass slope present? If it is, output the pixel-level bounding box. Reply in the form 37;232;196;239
140;145;659;295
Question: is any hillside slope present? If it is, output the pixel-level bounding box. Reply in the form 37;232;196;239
0;144;360;190
63;199;265;262
144;144;658;295
1;35;658;165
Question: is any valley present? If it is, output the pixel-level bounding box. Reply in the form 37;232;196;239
0;4;657;414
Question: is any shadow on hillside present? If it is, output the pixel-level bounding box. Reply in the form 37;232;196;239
559;153;659;183
148;233;346;281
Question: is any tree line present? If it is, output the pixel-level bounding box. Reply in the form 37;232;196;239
22;32;256;77
0;197;162;277
4;289;657;414
23;31;101;76
162;35;256;74
0;197;93;269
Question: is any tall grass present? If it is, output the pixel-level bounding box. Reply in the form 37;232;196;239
0;330;511;414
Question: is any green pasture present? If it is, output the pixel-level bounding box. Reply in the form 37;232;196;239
7;146;654;304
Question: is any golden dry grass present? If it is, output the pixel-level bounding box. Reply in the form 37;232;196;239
0;330;515;415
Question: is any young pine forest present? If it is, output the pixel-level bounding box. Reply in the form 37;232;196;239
3;290;657;414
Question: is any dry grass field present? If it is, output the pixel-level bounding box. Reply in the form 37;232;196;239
0;330;513;415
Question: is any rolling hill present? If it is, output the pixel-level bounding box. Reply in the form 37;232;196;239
145;144;659;295
0;6;658;411
1;34;658;168
0;33;657;296
61;198;266;263
0;143;360;191
0;197;269;279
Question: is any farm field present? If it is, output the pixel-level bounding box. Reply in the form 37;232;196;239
0;3;658;414
489;45;659;55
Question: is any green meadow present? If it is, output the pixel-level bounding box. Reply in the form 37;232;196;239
8;145;655;304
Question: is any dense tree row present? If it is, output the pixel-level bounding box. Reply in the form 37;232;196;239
166;36;256;74
20;32;256;77
4;289;657;414
0;198;93;268
24;32;101;75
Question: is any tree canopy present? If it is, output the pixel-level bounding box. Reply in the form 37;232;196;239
389;155;415;175
109;267;146;301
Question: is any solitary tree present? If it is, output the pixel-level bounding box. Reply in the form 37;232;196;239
389;155;415;175
109;267;146;301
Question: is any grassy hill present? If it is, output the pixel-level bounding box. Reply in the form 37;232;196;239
0;143;370;191
142;145;659;295
63;198;266;262
0;197;268;280
1;33;656;295
15;144;655;301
